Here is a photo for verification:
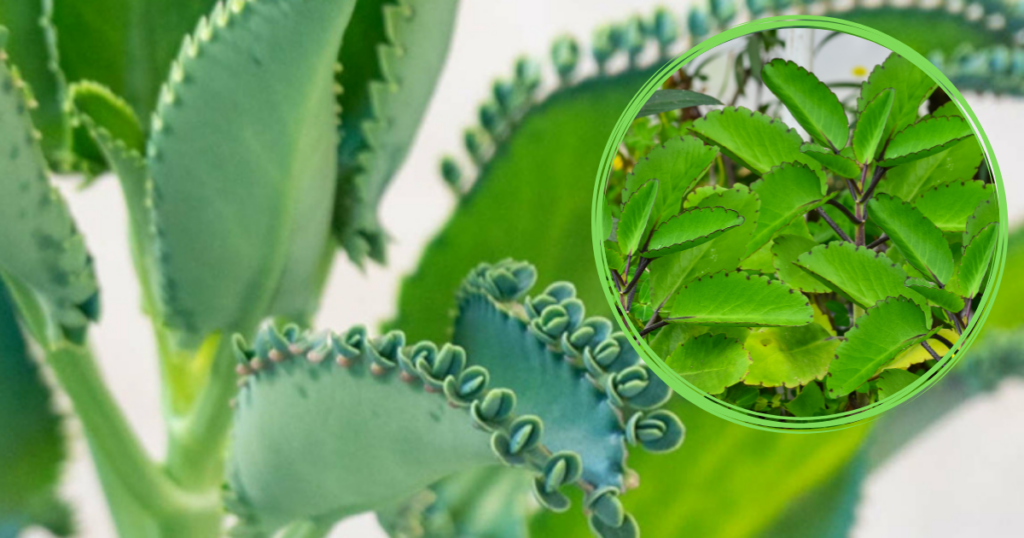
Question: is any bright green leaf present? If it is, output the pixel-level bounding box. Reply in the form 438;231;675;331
828;297;936;397
880;116;974;167
624;136;718;223
744;323;839;388
876;369;919;400
852;88;893;164
773;234;831;294
867;193;954;284
665;333;750;395
761;59;849;148
636;89;722;117
964;194;998;245
617;179;658;256
785;382;826;417
800;143;860;178
858;53;936;139
747;162;830;255
688;106;805;175
643;206;743;258
668;271;813;327
878;137;983;201
905;278;964;311
795;242;923;308
913;180;992;232
956;223;997;298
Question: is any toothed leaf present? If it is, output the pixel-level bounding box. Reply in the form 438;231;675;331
795;242;923;309
668;271;813;327
876;369;919;400
635;89;721;117
905;278;964;312
772;234;830;294
828;297;937;397
148;0;355;338
624;136;718;223
877;137;983;201
964;194;998;245
800;143;860;179
744;323;839;388
879;116;974;167
956;223;998;298
785;382;826;417
689;106;810;175
853;88;894;165
641;207;743;259
857;53;936;139
761;59;848;148
886;328;957;370
867;193;954;284
617;179;657;256
913;180;992;233
747;162;830;255
665;333;749;395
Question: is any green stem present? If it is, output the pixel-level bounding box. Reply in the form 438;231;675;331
46;344;218;517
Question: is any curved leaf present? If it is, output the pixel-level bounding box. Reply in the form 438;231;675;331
785;382;826;418
828;297;936;397
800;144;859;179
642;207;743;259
857;53;936;139
772;234;830;294
688;106;805;175
877;136;983;201
761;59;848;148
744;323;839;388
624;135;718;223
148;0;355;338
913;180;992;232
875;369;919;400
617;179;657;256
668;271;812;327
636;89;722;117
885;328;957;371
852;88;893;165
795;242;922;308
964;193;998;245
879;116;974;167
867;193;954;284
956;223;997;298
747;162;830;255
905;278;964;312
665;333;749;395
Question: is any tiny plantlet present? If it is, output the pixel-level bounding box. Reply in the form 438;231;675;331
604;41;1000;416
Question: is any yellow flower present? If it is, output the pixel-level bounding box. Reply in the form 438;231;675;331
852;65;869;78
613;154;624;171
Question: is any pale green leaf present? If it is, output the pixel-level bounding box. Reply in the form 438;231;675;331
867;193;954;284
747;162;830;255
642;207;743;258
761;59;849;148
636;89;722;117
880;116;974;167
668;271;813;327
618;179;658;256
858;53;936;139
624;136;718;223
688;106;805;175
852;88;893;164
913;180;992;232
876;369;919;400
665;333;750;395
773;234;831;294
886;328;957;370
877;137;983;201
828;297;936;397
795;242;923;308
956;223;997;298
785;382;825;417
905;278;964;312
800;144;860;179
744;323;839;387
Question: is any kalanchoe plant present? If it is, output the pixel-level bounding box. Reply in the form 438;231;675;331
603;50;999;416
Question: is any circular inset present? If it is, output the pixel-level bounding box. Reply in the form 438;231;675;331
591;16;1009;431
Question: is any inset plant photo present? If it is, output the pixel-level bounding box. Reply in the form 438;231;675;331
599;29;1003;419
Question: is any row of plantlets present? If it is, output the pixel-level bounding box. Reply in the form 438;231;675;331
604;52;999;416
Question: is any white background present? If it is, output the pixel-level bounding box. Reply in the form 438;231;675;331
26;1;1024;536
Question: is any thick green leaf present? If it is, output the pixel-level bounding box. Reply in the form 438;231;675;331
333;0;460;263
148;0;355;338
68;81;144;155
636;89;722;117
761;59;848;148
885;328;957;370
51;0;218;124
876;369;919;400
956;223;997;298
649;184;759;308
877;136;983;201
852;88;893;165
800;144;859;179
688;106;806;175
880;116;974;167
0;34;98;342
905;278;964;312
795;242;922;308
857;53;936;139
0;280;70;536
747;162;829;255
668;271;813;327
617;179;658;256
772;234;830;294
643;207;743;258
913;180;992;233
785;382;826;418
744;324;839;388
867;193;954;284
964;194;998;245
624;135;718;223
828;297;935;397
666;333;749;395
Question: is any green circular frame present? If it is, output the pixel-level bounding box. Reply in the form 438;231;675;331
590;15;1010;433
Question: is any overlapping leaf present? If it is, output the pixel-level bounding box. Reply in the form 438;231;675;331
875;369;919;400
913;180;991;232
867;193;954;284
857;53;936;139
636;89;722;117
800;144;859;178
617;179;658;256
747;162;829;255
880;116;974;167
795;242;923;308
772;234;830;294
688;107;806;175
624;136;718;223
744;323;839;388
885;328;957;370
761;59;848;148
668;271;812;327
828;297;936;397
852;88;893;164
956;223;997;298
643;207;743;258
905;278;964;311
665;333;749;395
877;136;983;201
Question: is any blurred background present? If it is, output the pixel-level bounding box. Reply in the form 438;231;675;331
27;1;1024;536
